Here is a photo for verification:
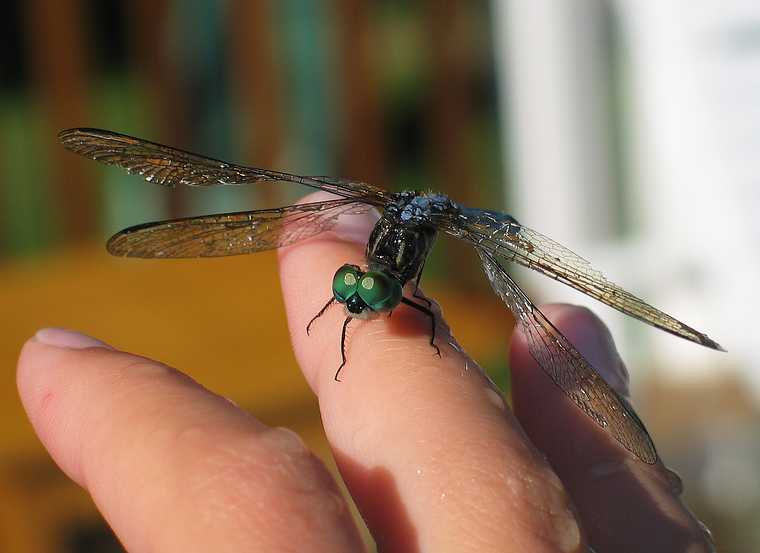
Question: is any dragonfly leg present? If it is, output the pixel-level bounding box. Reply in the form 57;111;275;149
306;297;336;335
411;261;432;308
400;297;441;357
334;317;352;381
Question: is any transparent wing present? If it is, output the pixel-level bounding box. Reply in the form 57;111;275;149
107;198;372;258
58;128;389;205
440;208;723;351
477;248;658;464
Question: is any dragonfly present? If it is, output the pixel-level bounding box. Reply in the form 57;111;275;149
59;128;724;465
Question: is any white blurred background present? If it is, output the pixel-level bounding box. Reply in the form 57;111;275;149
494;1;760;548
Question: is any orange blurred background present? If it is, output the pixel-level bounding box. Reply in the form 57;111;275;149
1;1;757;552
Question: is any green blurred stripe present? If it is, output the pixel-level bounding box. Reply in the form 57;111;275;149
277;0;335;182
92;75;168;236
166;0;256;217
0;95;55;256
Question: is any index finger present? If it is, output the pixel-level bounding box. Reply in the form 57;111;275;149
278;192;584;553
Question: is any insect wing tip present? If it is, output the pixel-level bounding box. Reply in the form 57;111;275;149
57;128;80;146
696;331;726;352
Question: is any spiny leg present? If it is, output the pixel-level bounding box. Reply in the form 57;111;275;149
411;260;432;308
400;296;441;357
306;297;336;335
335;317;353;381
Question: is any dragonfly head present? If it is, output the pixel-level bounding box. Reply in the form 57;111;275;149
332;264;402;318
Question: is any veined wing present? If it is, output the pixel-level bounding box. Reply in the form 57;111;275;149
441;208;723;351
107;198;372;258
58;128;389;205
477;248;658;464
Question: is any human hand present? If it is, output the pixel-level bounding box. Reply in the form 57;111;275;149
17;193;714;552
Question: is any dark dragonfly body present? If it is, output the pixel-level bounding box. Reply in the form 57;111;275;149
366;191;449;285
310;192;462;376
58;127;724;465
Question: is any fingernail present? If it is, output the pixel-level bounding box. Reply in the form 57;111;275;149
585;317;630;396
555;305;630;396
296;191;380;245
34;328;113;350
332;208;380;244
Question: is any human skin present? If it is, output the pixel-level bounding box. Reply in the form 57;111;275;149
17;192;714;552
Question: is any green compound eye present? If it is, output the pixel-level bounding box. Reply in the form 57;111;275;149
332;264;361;303
357;271;402;311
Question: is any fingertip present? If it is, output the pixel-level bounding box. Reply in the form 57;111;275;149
277;193;379;390
17;334;90;412
509;303;636;468
16;334;128;484
17;330;129;410
511;303;629;396
286;191;380;247
510;304;717;552
17;336;47;409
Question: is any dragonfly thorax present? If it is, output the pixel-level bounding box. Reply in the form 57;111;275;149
386;191;459;226
365;192;457;286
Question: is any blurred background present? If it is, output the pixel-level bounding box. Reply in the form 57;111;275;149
0;0;756;551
